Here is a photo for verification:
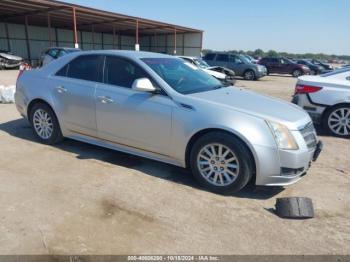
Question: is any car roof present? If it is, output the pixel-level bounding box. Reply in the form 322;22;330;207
74;50;175;59
178;56;197;59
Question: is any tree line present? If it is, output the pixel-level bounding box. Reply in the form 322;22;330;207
202;49;350;62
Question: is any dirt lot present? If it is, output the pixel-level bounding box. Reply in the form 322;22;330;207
0;70;349;255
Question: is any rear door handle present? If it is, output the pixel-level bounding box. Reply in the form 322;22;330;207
56;86;67;94
98;96;114;104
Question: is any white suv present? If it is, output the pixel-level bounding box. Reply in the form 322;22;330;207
292;68;350;137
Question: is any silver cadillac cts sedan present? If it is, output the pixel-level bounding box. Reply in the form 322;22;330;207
15;51;322;194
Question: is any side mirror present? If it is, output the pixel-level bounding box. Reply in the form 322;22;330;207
132;78;156;93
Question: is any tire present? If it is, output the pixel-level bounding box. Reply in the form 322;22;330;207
322;104;350;138
275;197;314;219
292;69;302;77
243;70;256;81
29;102;63;144
189;131;254;194
310;70;316;75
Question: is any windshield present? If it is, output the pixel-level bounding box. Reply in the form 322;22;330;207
141;58;223;94
193;58;210;69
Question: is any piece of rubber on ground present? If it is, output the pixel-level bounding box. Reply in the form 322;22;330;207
275;197;314;219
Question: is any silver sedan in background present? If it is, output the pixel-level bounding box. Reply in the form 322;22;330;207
15;51;322;194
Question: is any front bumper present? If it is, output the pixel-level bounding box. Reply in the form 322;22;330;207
254;140;322;187
256;70;267;78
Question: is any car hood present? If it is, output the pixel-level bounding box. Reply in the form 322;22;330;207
0;52;23;61
202;68;226;79
189;87;311;130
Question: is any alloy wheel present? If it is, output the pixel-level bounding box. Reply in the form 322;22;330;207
197;143;240;186
293;70;301;77
244;71;254;80
33;109;54;139
328;107;350;136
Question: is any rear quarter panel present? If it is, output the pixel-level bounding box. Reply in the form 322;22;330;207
305;80;350;106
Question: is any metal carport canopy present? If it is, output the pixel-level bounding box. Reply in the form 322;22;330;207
0;0;203;49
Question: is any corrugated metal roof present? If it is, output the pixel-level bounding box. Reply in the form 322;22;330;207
0;0;202;35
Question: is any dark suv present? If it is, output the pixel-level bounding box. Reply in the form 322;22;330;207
258;57;310;77
204;53;267;80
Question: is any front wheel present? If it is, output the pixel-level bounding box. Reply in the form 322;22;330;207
243;70;256;80
190;132;254;194
292;69;302;77
29;103;63;144
323;105;350;138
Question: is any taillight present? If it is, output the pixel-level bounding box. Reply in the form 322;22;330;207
295;84;322;94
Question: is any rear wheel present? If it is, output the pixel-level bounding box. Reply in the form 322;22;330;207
29;103;63;144
292;69;302;77
323;105;350;138
243;70;256;80
190;132;254;194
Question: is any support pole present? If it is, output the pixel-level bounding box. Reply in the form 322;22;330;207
118;31;121;50
173;28;177;55
112;25;116;49
55;27;58;46
80;31;83;49
101;32;104;49
47;12;52;47
182;33;185;56
72;7;79;48
92;25;95;49
24;16;31;63
4;22;11;52
135;19;139;51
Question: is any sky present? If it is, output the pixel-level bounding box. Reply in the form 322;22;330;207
62;0;350;55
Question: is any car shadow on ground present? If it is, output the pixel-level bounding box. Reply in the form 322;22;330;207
0;117;284;200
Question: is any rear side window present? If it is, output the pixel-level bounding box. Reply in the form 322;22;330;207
204;53;216;60
56;55;101;82
104;56;148;88
216;54;229;62
56;64;69;77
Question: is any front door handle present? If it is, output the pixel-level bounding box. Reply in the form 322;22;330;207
98;96;114;104
56;86;67;94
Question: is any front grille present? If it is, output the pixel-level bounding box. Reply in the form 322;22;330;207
300;122;317;149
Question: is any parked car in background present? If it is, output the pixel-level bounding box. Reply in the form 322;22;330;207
15;50;321;194
178;56;235;85
310;59;334;71
340;64;350;69
40;47;81;66
292;68;350;137
204;53;267;80
296;59;332;75
0;50;23;69
259;57;310;77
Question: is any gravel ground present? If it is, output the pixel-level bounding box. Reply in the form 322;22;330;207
0;70;349;255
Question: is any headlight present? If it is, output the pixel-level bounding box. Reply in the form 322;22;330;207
257;66;265;72
266;120;299;150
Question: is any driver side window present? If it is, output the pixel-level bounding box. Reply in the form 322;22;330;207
104;56;148;88
230;55;242;64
